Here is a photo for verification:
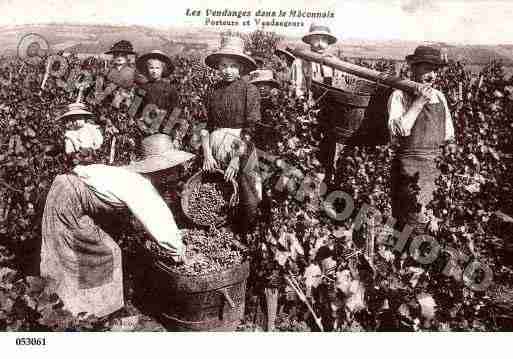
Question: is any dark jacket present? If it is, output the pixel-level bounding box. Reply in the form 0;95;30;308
135;78;180;134
139;78;179;115
106;65;135;90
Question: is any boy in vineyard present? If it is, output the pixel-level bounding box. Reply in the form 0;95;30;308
135;50;180;137
249;69;280;101
388;45;455;243
248;69;281;151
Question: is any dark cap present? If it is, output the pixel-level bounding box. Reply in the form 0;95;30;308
106;40;136;55
406;45;446;67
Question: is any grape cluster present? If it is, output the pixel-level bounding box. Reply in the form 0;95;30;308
147;227;243;275
186;182;230;226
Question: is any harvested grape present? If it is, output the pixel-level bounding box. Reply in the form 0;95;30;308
147;227;244;275
186;182;230;226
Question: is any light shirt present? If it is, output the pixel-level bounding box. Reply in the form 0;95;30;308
387;88;455;144
291;58;334;99
72;164;184;256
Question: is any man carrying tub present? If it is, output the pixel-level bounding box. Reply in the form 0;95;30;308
289;24;350;188
388;45;455;246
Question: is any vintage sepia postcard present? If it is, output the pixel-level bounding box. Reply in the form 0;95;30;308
1;0;513;357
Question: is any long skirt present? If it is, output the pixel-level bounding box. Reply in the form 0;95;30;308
40;174;124;317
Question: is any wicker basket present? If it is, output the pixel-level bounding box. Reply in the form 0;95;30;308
181;169;238;227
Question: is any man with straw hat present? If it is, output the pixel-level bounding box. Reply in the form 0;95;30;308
292;23;342;187
40;134;195;317
388;45;454;251
202;35;262;239
295;23;338;98
135;50;179;136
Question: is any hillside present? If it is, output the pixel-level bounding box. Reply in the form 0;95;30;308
1;23;513;66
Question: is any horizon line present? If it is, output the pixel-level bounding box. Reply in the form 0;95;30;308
2;22;513;47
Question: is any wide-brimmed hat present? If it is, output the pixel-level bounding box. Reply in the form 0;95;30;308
248;69;280;89
205;36;257;75
57;102;95;121
302;24;337;45
105;40;136;55
274;47;296;64
406;45;446;67
124;134;195;174
136;50;175;78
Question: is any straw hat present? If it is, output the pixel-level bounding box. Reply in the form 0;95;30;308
302;24;337;45
274;47;296;64
57;102;95;121
205;36;257;75
406;46;446;67
124;134;195;173
248;69;280;89
136;50;175;78
105;40;136;55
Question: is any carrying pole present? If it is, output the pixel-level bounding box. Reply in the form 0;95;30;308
287;47;424;95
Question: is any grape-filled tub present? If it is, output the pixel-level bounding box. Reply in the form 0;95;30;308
145;259;250;331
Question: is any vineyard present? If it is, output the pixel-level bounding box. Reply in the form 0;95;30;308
1;30;513;331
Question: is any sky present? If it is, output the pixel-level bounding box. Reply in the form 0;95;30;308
1;0;512;45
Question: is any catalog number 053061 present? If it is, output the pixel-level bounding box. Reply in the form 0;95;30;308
15;337;46;346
